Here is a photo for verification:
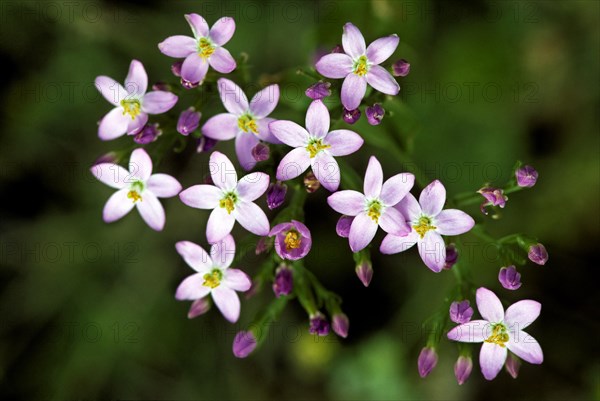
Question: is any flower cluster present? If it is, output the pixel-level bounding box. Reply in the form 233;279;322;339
90;14;548;386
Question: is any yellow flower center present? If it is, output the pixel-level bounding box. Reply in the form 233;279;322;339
485;323;509;347
306;138;331;158
120;99;141;120
127;190;142;203
366;200;383;223
238;114;258;134
198;37;215;58
127;182;144;203
202;269;222;289
413;216;437;238
219;192;237;214
284;230;302;250
353;55;370;76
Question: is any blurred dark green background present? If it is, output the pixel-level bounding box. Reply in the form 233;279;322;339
1;0;598;400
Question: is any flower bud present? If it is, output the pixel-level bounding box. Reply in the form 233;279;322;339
417;347;438;378
152;82;171;91
181;78;199;89
133;123;161;144
94;152;118;166
478;187;508;215
306;81;332;100
342;107;361;124
505;352;521;378
392;59;411;77
272;265;293;298
232;331;257;358
304;171;321;193
449;300;473;324
336;215;354;238
196;136;218;153
251;143;270;162
366;103;385;125
528;243;548;265
498;265;522;290
171;61;183;77
270;220;312;260
331;44;344;53
177;107;201;136
309;312;330;336
454;356;473;385
266;181;287;210
444;243;458;269
187;298;210;319
332;313;349;338
255;236;270;255
516;165;538;188
355;260;373;287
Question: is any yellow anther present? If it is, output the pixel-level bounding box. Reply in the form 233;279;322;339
366;200;382;223
202;269;222;289
354;55;369;76
127;190;142;203
306;138;331;158
284;230;302;250
485;324;509;347
413;216;437;238
198;37;215;58
238;114;258;134
120;99;141;120
219;193;237;214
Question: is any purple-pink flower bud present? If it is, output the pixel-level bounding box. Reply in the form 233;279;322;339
417;347;438;378
454;356;473;385
355;260;373;287
266;181;287;210
177;107;201;136
499;265;522;290
332;313;349;338
444;243;458;269
478;187;508;214
272;265;293;298
306;81;332;100
251;143;270;162
152;82;171;92
133;123;161;144
449;300;473;324
181;78;199;89
366;103;385;125
269;220;312;260
309;312;330;336
196;136;218;153
255;236;270;255
505;353;521;378
336;215;354;238
232;331;257;358
342;107;361;125
187;298;210;319
516;165;538;188
94;152;118;166
331;44;344;53
171;61;183;77
392;59;411;77
528;243;548;265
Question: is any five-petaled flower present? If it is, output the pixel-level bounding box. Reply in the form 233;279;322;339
91;148;182;231
315;23;400;110
269;220;312;260
95;60;178;140
179;151;270;243
327;156;414;252
270;100;364;192
175;235;251;323
158;14;237;84
202;78;281;170
447;287;543;380
380;180;475;272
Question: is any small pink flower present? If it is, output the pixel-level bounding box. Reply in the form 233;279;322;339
316;23;400;110
270;100;364;191
447;287;543;380
91;148;181;231
328;156;414;252
95;60;178;140
269;220;312;260
175;235;251;323
381;180;475;272
179;151;270;243
158;14;237;84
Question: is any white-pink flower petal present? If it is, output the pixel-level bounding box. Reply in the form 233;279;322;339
179;185;222;209
476;287;505;323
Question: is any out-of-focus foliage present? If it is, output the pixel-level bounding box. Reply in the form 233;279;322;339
0;0;598;400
